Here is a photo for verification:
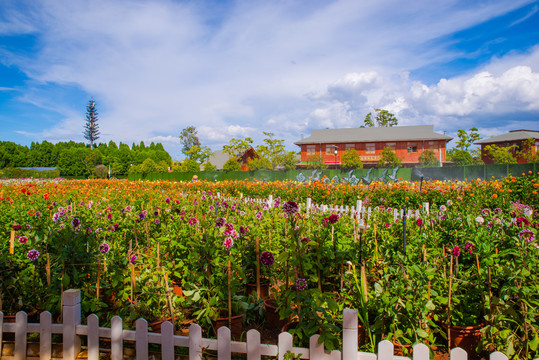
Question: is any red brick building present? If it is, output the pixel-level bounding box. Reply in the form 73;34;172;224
294;125;452;167
475;130;539;164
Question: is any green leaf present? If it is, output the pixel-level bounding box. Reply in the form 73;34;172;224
425;300;435;311
416;329;428;338
62;274;70;288
529;334;539;351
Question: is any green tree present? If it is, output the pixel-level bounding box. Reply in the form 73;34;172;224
281;151;299;170
185;145;212;164
363;109;398;127
341;149;363;169
448;127;482;166
223;137;254;158
255;132;287;169
203;162;217;171
418;150;440;167
247;157;273;170
484;144;518;164
180;158;201;172
377;147;401;167
516;138;539;162
180;126;201;159
223;157;242;172
305;153;327;170
83;99;100;149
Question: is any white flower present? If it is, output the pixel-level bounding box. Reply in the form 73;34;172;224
475;216;484;224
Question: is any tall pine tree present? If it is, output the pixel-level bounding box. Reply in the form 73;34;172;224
83;99;100;148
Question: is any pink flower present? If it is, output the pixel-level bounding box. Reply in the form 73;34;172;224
130;255;137;265
452;246;461;258
18;236;28;244
223;237;234;249
189;217;198;226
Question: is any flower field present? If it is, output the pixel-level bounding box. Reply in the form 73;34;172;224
1;175;538;359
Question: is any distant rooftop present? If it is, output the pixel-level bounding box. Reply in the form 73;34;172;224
475;130;539;144
294;125;452;145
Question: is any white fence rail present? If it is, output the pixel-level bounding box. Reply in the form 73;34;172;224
1;289;517;360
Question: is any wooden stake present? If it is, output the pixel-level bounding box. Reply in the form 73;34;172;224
255;237;261;299
162;269;175;333
361;265;368;304
9;230;15;254
46;253;51;285
96;258;101;299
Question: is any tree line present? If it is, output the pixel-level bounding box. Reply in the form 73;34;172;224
0;140;172;177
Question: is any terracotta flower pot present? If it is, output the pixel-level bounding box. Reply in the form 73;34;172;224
263;298;287;330
214;313;244;339
148;316;172;333
447;323;483;356
246;282;270;299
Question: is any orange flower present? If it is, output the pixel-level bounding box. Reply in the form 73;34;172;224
492;193;498;199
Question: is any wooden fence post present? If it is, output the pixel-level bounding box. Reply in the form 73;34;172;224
278;332;293;360
111;316;123;360
135;318;148;360
412;343;429;360
342;309;358;360
62;289;81;360
15;311;27;360
218;326;231;360
161;321;175;360
189;324;202;360
87;314;99;360
377;340;393;360
39;311;52;360
246;329;261;360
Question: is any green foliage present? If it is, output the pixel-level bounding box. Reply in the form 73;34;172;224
179;126;201;159
0;140;172;177
305;154;327;169
247;157;273;170
418;150;440;167
180;158;201;172
281;151;299;171
363;109;398;127
517;138;539;162
223;137;254;158
255;132;287;169
484;144;518;164
448;127;482;165
223;157;242;172
203;162;217;171
94;164;107;178
83;99;100;148
341;149;363;169
377;147;401;167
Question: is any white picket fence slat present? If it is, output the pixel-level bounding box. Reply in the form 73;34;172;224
0;289;525;360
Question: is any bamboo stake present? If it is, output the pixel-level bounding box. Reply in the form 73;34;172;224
162;269;176;333
448;255;454;350
9;230;15;254
255;237;261;299
96;258;101;299
361;265;368;304
46;253;51;285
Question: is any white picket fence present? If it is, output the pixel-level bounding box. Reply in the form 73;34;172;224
1;290;520;360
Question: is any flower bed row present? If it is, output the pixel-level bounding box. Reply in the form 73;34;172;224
1;176;538;359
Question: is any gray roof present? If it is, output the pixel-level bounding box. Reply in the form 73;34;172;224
207;150;231;170
294;125;452;145
475;130;539;144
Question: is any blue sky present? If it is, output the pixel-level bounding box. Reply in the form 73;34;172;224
1;0;538;160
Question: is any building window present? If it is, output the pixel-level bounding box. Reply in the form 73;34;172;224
326;144;336;154
366;143;376;154
385;142;396;151
407;142;417;153
306;145;315;155
345;144;355;151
